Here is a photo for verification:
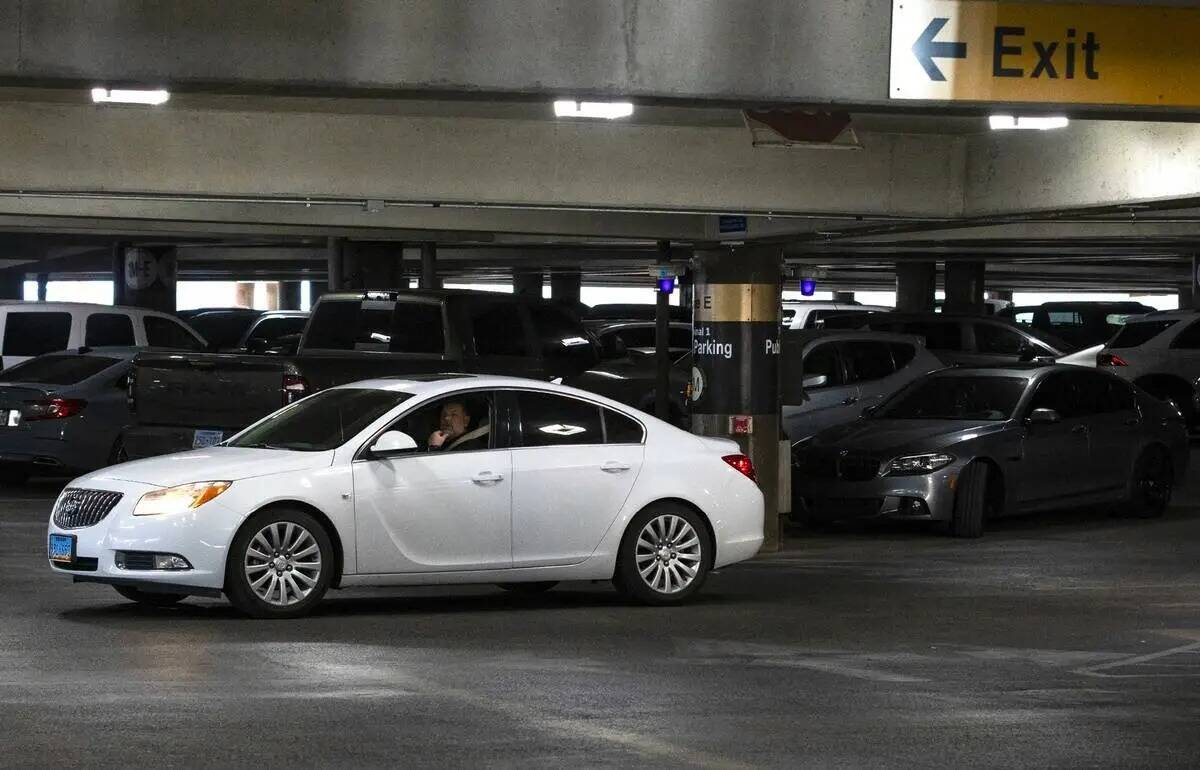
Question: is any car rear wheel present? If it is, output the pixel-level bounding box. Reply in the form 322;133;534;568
113;585;187;606
1130;447;1173;518
614;503;712;605
497;581;558;594
225;508;334;619
949;462;989;538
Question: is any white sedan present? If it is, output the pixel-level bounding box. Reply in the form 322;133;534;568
47;375;764;618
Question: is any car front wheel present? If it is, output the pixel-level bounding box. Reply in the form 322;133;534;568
225;508;334;619
1130;447;1173;518
614;503;712;605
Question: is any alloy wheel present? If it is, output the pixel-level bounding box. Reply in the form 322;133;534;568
244;521;323;607
635;514;702;594
1138;453;1172;510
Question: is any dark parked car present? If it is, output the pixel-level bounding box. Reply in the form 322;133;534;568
178;308;309;352
177;308;262;350
822;312;1076;365
585;303;689;325
792;364;1187;537
593;321;691;360
999;301;1155;349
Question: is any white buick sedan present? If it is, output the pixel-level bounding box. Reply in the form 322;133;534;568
47;375;764;618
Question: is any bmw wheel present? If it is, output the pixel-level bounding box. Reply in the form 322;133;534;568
614;503;712;605
225;508;333;619
1130;447;1173;518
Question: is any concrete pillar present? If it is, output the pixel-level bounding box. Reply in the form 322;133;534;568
264;282;281;310
0;270;23;300
654;241;673;423
1188;255;1200;310
1180;283;1197;311
326;237;345;293
550;270;582;307
691;245;784;553
895;261;936;312
36;273;48;302
235;282;255;308
309;279;326;306
988;289;1014;302
833;291;855;303
420;243;441;290
279;281;303;310
116;246;177;313
513;268;543;298
943;260;986;315
678;268;695;311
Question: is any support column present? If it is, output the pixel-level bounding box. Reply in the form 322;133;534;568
833;290;855;303
420;243;441;290
326;237;344;293
512;268;543;298
550;270;582;309
116;245;177;313
988;289;1014;302
36;273;48;302
655;241;672;423
943;260;986;315
278;281;303;310
1188;255;1200;310
235;282;255;308
691;245;784;553
678;268;695;311
895;261;936;312
0;270;23;300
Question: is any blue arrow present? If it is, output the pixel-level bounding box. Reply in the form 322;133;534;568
912;17;967;82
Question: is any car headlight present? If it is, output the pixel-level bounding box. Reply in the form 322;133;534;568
133;481;232;516
883;453;954;476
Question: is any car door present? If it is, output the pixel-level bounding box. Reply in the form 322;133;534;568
840;339;901;415
1078;372;1143;493
508;390;644;567
782;341;855;441
352;391;513;573
1018;372;1094;507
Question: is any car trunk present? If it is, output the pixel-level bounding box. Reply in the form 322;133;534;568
132;353;290;430
0;384;53;428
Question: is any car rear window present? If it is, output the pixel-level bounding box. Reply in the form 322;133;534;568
0;354;119;384
1109;320;1178;348
2;312;71;357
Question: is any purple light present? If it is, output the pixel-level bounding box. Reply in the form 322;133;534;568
657;277;676;294
800;278;817;296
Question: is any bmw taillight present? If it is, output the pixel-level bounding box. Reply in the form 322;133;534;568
282;373;310;405
722;454;757;482
1098;352;1128;367
23;398;87;421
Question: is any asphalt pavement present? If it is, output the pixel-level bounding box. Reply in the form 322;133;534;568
3;461;1200;768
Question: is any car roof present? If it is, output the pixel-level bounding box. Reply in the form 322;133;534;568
927;363;1104;379
330;373;643;411
0;301;158;312
1124;309;1197;322
595;320;690;331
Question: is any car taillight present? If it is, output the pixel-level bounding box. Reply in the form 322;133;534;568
23;398;87;421
722;454;757;482
1098;352;1128;367
282;374;309;404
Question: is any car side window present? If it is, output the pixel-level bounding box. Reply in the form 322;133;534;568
603;408;645;444
889;342;917;369
1080;372;1136;414
973;323;1028;356
526;304;597;367
145;316;204;351
802;343;843;389
1028;373;1080;418
85;313;135;347
470;302;531;358
841;340;896;383
901;321;963;351
385;392;496;454
1013;311;1035;326
2;312;72;357
516;391;603;447
1170;320;1200;349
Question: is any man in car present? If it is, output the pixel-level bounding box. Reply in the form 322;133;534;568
428;400;489;451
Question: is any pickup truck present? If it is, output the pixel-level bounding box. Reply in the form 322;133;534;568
121;290;600;458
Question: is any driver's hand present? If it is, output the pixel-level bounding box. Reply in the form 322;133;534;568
429;430;448;448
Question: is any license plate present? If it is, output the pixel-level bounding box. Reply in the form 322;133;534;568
4;409;20;427
192;429;224;449
48;533;76;564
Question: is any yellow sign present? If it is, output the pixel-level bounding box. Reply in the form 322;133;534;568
890;1;1200;107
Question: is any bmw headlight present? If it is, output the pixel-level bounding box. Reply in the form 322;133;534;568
133;481;232;516
883;453;954;476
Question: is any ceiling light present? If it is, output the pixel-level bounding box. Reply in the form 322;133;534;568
91;87;170;106
553;100;634;120
989;115;1068;131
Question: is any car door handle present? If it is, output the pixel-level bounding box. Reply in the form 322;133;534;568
601;461;631;473
471;471;505;485
841;396;859;406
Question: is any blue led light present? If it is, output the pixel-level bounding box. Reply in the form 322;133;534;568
657;277;676;294
800;278;817;296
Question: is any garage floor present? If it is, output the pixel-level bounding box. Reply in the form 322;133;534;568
5;462;1200;767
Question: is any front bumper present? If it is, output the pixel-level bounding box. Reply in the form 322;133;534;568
46;480;244;593
794;465;961;523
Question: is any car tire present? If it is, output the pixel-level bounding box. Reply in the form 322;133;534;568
1130;447;1173;519
613;503;713;605
949;462;988;539
497;581;558;593
224;508;334;619
113;585;187;606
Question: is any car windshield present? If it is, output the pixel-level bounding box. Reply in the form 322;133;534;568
227;388;413;451
875;375;1028;421
0;354;120;384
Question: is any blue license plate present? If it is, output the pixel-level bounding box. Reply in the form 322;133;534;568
48;533;76;564
192;429;224;449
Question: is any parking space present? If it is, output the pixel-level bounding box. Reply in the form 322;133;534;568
5;453;1200;767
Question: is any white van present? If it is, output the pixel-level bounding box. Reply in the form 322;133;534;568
0;302;207;368
782;301;892;330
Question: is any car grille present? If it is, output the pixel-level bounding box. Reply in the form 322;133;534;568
795;450;881;482
114;551;156;570
52;489;124;530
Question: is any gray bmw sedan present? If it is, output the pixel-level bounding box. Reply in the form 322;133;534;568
793;364;1188;537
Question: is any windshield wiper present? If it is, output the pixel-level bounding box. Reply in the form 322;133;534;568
237;442;290;450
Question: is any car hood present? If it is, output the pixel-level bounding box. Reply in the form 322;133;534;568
805;418;1009;455
83;447;333;488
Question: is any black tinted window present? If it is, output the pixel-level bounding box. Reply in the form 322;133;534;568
188;312;257;348
1073;372;1136;415
1171;320;1200;350
973;323;1027;356
229;388;411;451
842;340;895;383
527;304;597;366
1110;320;1177;348
890;343;917;369
3;312;71;356
803;343;842;388
878;376;1027;421
246;316;307;342
0;354;119;384
516;391;603;447
85;313;135;347
1029;373;1090;418
606;326;690;350
145;317;203;350
471;302;529;357
304;301;393;351
604;408;644;444
389;302;445;354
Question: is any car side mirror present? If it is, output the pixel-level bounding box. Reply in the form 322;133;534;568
369;430;418;458
802;374;829;389
1018;345;1036;362
245;337;268;353
1027;407;1061;425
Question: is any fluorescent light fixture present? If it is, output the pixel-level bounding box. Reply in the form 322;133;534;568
553;100;634;120
989;115;1069;131
91;87;170;106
